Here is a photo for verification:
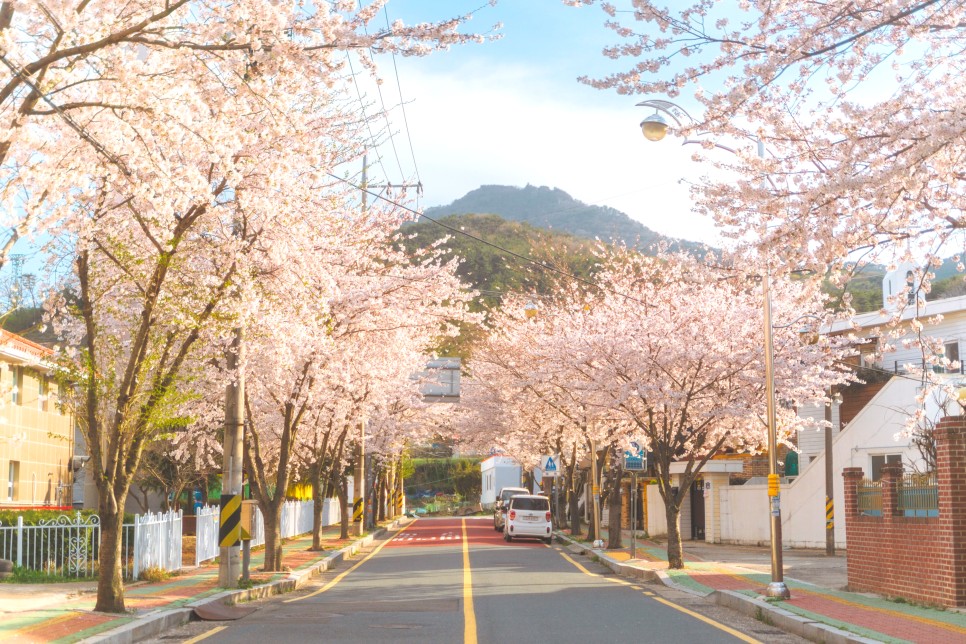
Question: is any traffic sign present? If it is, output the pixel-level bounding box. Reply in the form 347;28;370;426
541;454;560;477
623;441;646;471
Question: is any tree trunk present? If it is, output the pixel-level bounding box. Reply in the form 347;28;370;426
584;470;597;542
338;478;350;540
94;504;127;612
377;471;387;522
568;473;582;537
261;501;283;571
607;475;623;549
311;466;324;551
665;501;684;569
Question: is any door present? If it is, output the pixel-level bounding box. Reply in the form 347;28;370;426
690;480;705;540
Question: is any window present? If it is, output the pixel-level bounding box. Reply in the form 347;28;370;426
509;497;549;511
945;341;960;374
10;367;19;405
871;454;902;481
7;461;18;501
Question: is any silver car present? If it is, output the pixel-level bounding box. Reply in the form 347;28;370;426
493;486;529;531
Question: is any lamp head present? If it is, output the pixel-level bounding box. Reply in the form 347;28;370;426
640;113;669;142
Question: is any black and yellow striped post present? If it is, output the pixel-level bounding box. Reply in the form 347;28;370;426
825;496;834;531
219;494;242;548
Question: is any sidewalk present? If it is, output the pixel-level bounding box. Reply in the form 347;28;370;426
563;528;966;644
0;521;402;644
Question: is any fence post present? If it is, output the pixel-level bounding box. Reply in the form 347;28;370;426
132;514;141;580
15;515;22;567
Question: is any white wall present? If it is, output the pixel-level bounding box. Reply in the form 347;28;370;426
645;484;667;538
721;376;928;548
796;402;841;471
719;483;771;545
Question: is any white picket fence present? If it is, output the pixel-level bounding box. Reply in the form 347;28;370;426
1;498;341;578
131;509;182;579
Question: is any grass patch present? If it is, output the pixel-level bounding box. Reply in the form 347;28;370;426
755;607;774;626
0;566;97;584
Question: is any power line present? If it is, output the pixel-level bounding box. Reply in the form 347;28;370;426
345;52;390;186
383;5;420;186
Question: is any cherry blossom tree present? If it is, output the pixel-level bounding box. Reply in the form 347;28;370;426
574;2;966;371
462;246;852;566
0;0;497;269
33;3;495;612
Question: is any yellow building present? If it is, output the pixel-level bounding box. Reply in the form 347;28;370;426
0;330;73;508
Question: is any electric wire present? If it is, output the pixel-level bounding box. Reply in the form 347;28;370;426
383;5;420;185
345;51;390;186
363;22;405;180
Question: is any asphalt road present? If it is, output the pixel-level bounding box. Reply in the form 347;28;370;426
156;517;805;644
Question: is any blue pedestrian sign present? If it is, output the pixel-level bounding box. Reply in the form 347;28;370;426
541;455;560;477
623;441;646;471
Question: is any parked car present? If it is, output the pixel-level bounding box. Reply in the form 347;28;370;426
493;486;529;531
503;494;552;544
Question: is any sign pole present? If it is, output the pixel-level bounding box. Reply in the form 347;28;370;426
631;472;637;559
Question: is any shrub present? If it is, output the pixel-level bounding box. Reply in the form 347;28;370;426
139;566;170;583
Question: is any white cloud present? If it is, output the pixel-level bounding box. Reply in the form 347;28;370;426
373;58;728;247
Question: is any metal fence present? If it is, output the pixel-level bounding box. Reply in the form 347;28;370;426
898;473;939;518
857;479;882;516
0;511;181;580
2;498;340;579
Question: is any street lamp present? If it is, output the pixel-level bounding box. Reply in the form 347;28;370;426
637;99;790;599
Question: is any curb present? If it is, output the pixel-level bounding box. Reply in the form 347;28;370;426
80;520;405;644
552;532;878;644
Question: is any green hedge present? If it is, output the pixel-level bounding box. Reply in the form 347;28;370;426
0;509;134;526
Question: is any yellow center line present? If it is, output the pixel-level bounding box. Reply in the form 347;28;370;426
650;596;762;644
181;625;227;644
284;519;413;603
558;550;600;577
558;550;761;644
462;519;478;644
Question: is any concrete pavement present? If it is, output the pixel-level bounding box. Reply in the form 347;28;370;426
562;528;966;644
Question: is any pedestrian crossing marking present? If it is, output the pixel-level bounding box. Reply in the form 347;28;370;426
395;532;462;541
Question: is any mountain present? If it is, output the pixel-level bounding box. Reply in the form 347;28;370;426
423;184;706;253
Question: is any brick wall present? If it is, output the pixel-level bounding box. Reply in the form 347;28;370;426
843;415;966;607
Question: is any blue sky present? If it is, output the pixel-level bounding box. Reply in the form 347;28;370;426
361;0;724;246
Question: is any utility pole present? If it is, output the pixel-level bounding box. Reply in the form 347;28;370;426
590;437;603;549
218;327;245;587
825;389;836;556
353;418;365;536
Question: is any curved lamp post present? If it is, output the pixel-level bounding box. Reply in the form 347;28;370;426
637;99;790;599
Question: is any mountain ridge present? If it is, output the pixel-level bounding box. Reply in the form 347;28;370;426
423;184;706;253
